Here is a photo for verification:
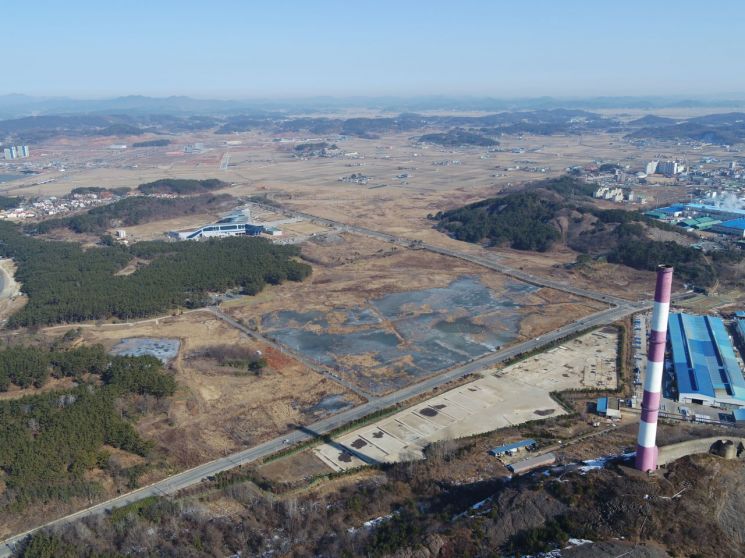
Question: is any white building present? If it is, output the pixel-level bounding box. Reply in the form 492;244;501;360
593;186;625;202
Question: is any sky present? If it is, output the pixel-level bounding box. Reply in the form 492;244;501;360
2;0;744;99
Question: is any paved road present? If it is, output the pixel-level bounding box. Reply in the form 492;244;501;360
0;208;672;555
0;299;646;556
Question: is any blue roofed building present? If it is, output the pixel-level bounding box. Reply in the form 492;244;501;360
668;313;745;408
168;207;279;240
488;439;536;457
710;218;745;238
736;317;745;346
685;203;745;221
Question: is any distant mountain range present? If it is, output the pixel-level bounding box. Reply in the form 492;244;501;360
2;94;745;119
1;96;744;146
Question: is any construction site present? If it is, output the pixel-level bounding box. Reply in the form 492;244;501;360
311;327;619;471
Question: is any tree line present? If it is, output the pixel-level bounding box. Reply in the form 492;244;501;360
30;193;235;235
137;178;227;195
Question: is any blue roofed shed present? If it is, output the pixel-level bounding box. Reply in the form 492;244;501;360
596;397;608;414
488;439;536;457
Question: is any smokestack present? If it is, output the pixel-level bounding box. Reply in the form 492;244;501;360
635;265;673;472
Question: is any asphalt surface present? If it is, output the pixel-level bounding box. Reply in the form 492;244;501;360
0;208;657;555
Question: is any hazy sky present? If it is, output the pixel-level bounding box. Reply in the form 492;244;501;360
3;0;744;98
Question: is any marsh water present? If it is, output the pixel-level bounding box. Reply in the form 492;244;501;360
261;276;538;393
110;337;181;364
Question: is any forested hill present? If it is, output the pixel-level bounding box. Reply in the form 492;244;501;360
0;344;175;508
137;178;227;195
418;129;498;147
0;222;311;326
434;176;595;251
30;193;235;235
434;177;742;288
437;192;561;251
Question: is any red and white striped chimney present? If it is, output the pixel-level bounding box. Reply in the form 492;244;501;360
635;265;673;472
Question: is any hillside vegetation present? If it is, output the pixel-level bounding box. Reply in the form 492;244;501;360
12;446;745;557
136;178;227;195
0;222;311;326
435;176;742;287
437;191;560;251
30;193;235;235
418;129;498;147
0;346;174;508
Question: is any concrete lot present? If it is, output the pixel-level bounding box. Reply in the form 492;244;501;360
314;328;618;471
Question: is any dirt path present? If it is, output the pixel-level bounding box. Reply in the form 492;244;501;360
0;259;23;323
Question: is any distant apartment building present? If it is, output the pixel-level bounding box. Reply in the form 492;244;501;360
646;160;685;176
657;160;685;175
3;145;30;160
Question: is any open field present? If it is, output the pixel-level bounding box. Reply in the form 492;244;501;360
254;327;619;473
0;119;737;302
44;310;364;468
115;211;223;242
224;232;605;394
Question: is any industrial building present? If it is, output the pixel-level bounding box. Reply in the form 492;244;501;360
169;207;283;240
507;452;556;475
677;216;721;231
596;396;621;418
170;222;265;240
710;218;745;238
645;203;745;236
667;313;745;409
735;313;745;346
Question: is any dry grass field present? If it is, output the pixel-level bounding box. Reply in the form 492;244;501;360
43;310;363;468
2;120;728;302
